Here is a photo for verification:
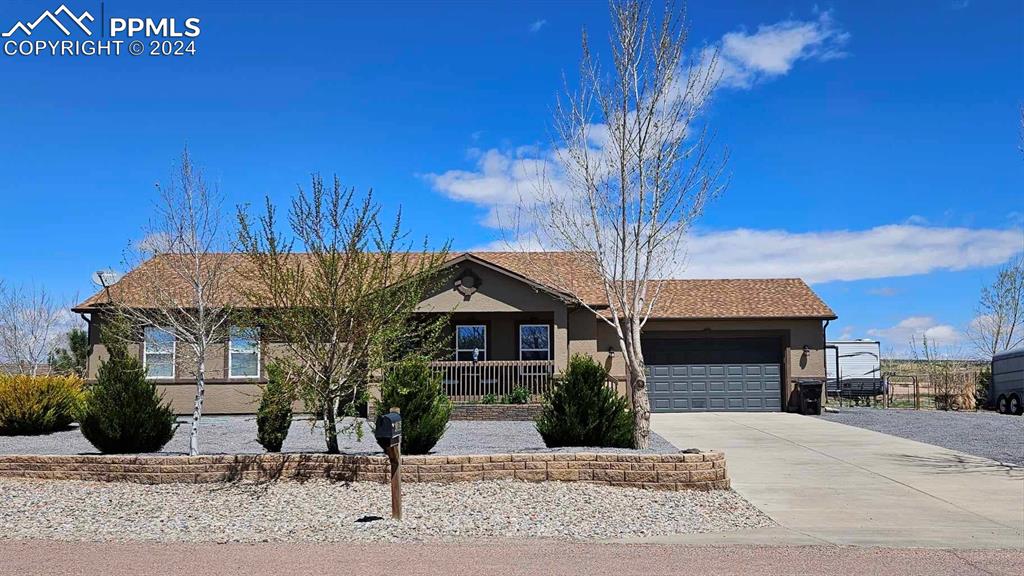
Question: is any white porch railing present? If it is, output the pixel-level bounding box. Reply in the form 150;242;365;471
428;360;555;403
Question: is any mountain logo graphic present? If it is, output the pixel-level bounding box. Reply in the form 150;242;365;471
2;4;94;38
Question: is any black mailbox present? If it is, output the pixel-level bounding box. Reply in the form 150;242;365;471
375;412;402;450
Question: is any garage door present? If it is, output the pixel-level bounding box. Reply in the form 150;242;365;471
644;337;782;412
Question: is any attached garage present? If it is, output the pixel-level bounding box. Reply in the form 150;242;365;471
644;337;784;412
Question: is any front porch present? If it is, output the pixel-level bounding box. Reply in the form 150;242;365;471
430;310;566;403
429;359;556;403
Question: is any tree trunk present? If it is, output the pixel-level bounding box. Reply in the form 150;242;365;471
323;397;340;454
628;361;651;449
625;321;650;449
190;359;205;456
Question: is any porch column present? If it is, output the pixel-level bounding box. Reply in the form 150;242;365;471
553;305;569;373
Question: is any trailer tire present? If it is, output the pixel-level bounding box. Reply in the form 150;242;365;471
997;395;1009;414
1010;394;1023;416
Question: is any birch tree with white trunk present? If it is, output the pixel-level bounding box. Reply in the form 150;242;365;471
519;0;726;448
116;148;231;456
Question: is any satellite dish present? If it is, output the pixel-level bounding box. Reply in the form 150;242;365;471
91;270;121;287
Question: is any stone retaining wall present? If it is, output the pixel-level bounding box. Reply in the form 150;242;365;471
451;403;542;421
0;451;729;491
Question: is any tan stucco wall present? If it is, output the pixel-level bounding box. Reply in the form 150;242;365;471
421;263;570;370
417;263;565;313
559;316;827;406
83;318;271;414
629;318;826;409
82;262;828;414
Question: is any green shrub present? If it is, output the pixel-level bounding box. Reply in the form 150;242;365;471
976;367;992;410
257;363;294;452
49;327;90;377
502;386;531;404
78;348;177;453
536;354;633;448
0;374;84;435
376;355;452;454
481;393;498;405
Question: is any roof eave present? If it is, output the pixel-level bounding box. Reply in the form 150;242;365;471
644;313;839;321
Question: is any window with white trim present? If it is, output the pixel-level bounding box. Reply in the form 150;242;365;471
519;324;550;361
143;327;175;379
455;325;486;361
229;326;260;378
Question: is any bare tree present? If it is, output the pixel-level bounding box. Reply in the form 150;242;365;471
0;281;72;375
968;257;1024;358
908;335;977;410
518;0;726;447
237;176;449;453
115;148;231;456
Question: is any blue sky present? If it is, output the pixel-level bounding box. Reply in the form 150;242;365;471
0;0;1020;357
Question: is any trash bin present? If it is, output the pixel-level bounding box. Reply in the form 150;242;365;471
796;380;823;415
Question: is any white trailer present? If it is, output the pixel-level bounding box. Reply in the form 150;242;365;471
826;340;883;400
992;346;1024;415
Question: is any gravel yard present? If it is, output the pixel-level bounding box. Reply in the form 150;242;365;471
0;417;678;455
818;408;1024;466
0;478;772;543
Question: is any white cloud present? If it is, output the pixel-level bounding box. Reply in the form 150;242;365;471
679;225;1023;283
460;224;1023;284
421;11;1023;288
422;147;569;228
427;12;849;220
134;232;173;254
867;316;963;354
712;10;849;89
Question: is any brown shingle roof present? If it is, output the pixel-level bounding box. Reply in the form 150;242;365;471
646;278;836;319
73;252;835;320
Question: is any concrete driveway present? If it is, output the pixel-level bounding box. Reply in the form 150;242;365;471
648;412;1024;549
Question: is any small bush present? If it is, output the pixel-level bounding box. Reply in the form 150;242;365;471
481;393;498;405
536;354;633;448
78;348;177;453
976;367;991;410
257;363;294;452
0;374;84;435
502;386;530;405
376;355;452;455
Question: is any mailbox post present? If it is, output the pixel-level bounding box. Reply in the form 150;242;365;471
374;409;402;520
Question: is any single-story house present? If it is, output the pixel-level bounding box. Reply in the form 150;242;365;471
72;251;836;415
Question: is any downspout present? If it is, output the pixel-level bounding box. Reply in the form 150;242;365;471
823;320;831;408
824;319;841;408
78;312;93;381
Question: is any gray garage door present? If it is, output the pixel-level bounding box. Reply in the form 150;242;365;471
644;337;783;412
648;364;781;412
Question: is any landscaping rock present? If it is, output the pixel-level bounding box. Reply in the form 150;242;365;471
0;478;773;542
0;417;679;456
817;407;1024;466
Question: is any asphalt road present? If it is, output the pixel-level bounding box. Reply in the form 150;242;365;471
2;540;1022;576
